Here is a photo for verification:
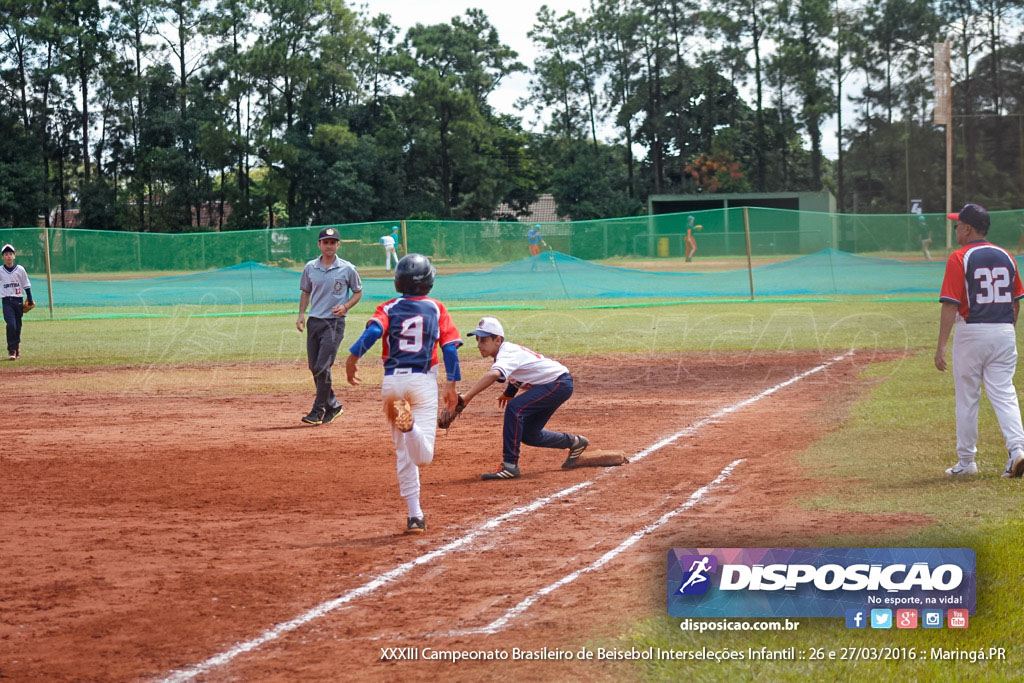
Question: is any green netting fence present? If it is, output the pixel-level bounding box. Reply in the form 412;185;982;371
6;207;1024;275
14;250;957;309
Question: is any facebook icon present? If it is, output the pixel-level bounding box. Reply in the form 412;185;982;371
845;608;867;629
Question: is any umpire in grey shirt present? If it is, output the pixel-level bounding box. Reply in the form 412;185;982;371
296;227;363;425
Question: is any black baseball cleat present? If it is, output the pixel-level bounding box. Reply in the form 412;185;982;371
561;435;589;469
301;410;324;425
322;405;343;424
481;462;521;480
405;516;426;534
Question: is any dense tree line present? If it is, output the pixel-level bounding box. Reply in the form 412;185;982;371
2;0;1023;231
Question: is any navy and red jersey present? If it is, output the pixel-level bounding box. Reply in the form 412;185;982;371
939;240;1024;323
370;296;461;374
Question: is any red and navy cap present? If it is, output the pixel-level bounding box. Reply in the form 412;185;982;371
947;204;990;233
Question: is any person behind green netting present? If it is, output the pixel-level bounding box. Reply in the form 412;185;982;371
919;214;932;261
381;225;401;271
685;215;701;262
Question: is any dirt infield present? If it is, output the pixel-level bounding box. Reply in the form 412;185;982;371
0;352;926;681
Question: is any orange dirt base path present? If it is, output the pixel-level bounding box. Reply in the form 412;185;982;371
0;352;924;681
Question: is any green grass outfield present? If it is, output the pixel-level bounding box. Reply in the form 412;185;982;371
12;297;932;367
6;297;1022;678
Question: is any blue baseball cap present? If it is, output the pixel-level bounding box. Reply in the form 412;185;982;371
948;204;990;233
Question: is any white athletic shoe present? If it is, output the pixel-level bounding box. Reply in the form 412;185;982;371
1002;450;1024;479
945;461;978;476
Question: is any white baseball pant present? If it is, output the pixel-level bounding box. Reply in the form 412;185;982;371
385;247;399;270
382;369;439;499
952;321;1024;463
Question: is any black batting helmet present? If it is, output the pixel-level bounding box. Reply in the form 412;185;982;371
394;253;435;296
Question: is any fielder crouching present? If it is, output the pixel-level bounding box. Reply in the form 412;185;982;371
458;316;589;480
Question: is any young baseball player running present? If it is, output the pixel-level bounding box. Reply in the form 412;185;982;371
458;316;588;480
2;244;34;360
935;203;1024;479
345;254;462;534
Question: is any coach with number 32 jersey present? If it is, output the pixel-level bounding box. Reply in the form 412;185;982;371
939;211;1024;324
935;203;1024;479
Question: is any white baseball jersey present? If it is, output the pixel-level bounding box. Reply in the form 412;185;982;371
492;342;569;386
380;235;396;249
1;264;31;297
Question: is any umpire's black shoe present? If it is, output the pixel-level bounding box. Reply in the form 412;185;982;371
322;405;343;424
301;410;324;425
405;516;426;534
561;435;589;469
481;462;520;480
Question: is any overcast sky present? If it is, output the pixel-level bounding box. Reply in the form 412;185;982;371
366;1;854;160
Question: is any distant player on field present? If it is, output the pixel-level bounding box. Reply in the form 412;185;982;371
2;244;34;360
380;225;400;271
685;215;700;262
527;224;546;257
345;254;462;534
918;214;932;261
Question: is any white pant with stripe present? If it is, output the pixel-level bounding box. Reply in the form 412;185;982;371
382;369;439;500
952;321;1024;462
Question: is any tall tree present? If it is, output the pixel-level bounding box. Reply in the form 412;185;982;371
402;10;524;217
777;0;834;188
593;0;643;197
715;0;775;190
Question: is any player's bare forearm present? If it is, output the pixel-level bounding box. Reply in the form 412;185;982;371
460;369;502;406
935;303;958;371
442;380;458;411
297;290;311;331
333;289;363;317
345;354;361;385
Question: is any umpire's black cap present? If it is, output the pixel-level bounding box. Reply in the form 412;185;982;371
318;227;340;241
947;204;990;233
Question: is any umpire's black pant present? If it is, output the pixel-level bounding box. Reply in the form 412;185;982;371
2;297;24;353
306;316;346;417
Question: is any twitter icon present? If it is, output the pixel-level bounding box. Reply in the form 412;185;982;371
870;609;892;629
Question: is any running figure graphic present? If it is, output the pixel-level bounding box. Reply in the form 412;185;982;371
678;556;712;593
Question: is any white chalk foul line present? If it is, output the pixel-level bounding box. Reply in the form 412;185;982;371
630;352;852;463
160;480;593;683
159;352;850;681
457;458;745;636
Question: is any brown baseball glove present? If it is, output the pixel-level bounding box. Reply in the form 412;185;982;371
22;301;34;313
437;394;466;429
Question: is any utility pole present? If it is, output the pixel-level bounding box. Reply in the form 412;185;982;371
934;42;953;251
